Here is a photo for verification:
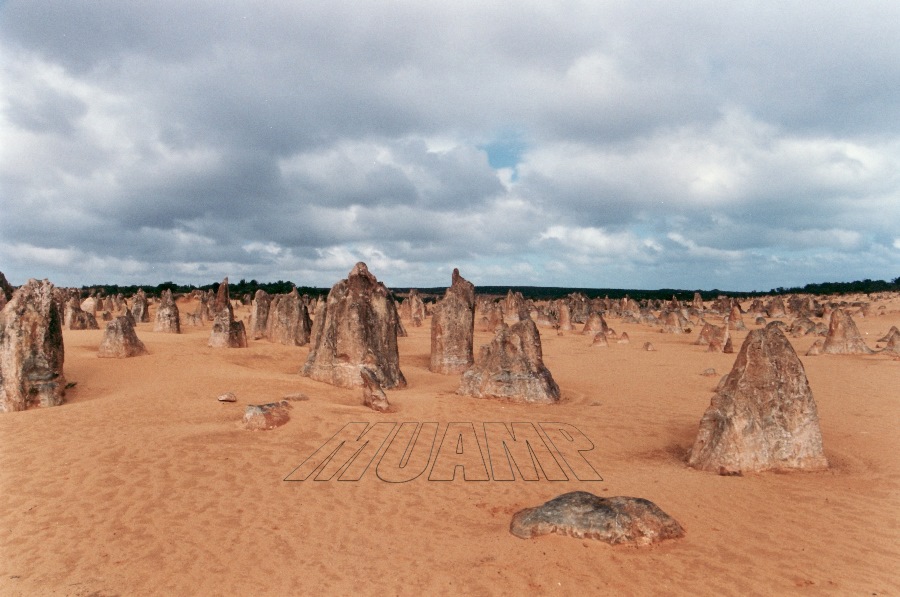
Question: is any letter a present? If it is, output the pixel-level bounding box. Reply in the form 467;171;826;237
428;422;490;481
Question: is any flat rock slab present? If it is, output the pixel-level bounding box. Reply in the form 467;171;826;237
243;400;292;430
510;491;684;546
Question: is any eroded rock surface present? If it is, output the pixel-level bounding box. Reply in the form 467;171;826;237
0;279;67;412
510;492;685;546
266;288;312;346
458;318;559;403
688;323;828;474
822;309;874;354
429;268;476;375
153;289;181;333
302;263;406;389
208;278;248;348
98;316;148;358
361;367;390;412
243;401;292;430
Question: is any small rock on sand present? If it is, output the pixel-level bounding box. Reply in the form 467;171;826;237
243;400;292;430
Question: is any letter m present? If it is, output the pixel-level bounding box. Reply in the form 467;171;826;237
284;422;396;481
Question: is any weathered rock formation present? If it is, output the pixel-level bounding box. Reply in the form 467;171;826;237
0;279;67;412
477;300;504;332
208;278;248;348
458;318;559;403
591;332;608;347
0;271;14;311
247;290;272;340
805;339;824;356
65;297;99;330
429;268;476;375
153;290;181;333
510;492;685;546
766;297;787;318
266;288;312;346
130;290;151;323
878;326;900;343
301;263;406;389
557;303;573;331
688;323;828;474
400;290;426;327
361;367;390;412
659;310;685;334
727;304;747;331
98;316;148;358
882;328;900;355
822;309;874;354
581;312;608;336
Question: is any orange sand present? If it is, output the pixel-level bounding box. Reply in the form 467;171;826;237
1;295;898;596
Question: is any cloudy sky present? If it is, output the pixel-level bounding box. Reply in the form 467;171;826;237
1;1;899;291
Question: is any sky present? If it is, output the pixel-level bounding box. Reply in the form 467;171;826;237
1;1;899;292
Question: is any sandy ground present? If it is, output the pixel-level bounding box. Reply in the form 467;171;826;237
1;293;898;596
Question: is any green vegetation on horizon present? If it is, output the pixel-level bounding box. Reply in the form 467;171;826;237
75;276;900;300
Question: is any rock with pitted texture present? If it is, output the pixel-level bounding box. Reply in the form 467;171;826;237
580;312;608;336
0;271;14;310
98;316;148;358
400;290;426;327
302;263;406;389
688;323;828;474
458;318;559;403
65;297;99;330
208;278;248;348
510;492;685;546
361;367;390;412
881;328;900;355
248;290;272;340
822;309;874;354
130;289;151;323
877;326;899;343
0;279;67;412
266;288;312;346
153;289;181;333
429;269;476;375
727;304;747;331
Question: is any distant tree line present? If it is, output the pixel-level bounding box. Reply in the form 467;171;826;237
79;279;329;299
78;276;899;300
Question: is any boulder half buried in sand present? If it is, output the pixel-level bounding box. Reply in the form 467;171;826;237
0;279;67;412
243;400;292;430
688;323;828;474
510;491;684;546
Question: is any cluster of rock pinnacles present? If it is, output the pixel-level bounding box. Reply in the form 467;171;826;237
2;268;896;546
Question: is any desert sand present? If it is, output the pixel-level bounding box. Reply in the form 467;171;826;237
1;293;898;596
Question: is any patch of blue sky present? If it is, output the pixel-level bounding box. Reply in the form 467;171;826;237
479;132;527;181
